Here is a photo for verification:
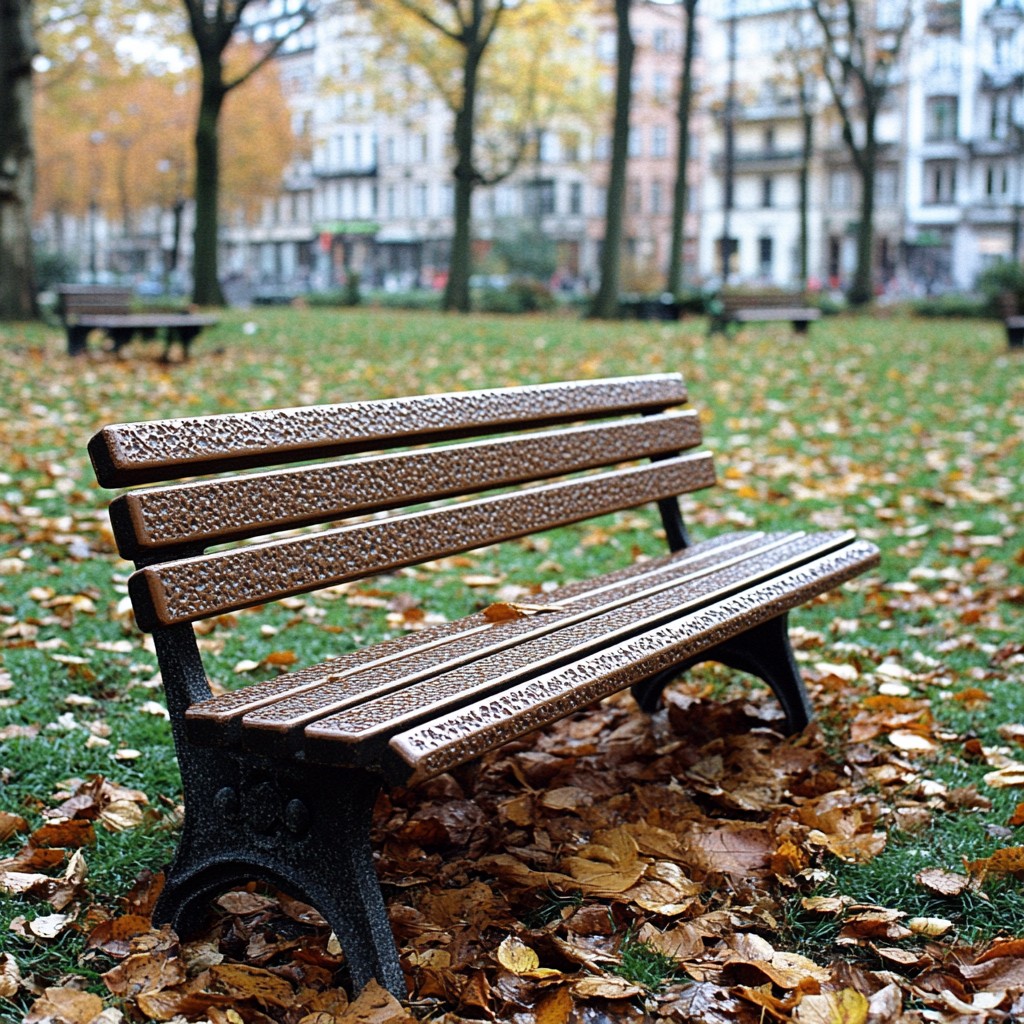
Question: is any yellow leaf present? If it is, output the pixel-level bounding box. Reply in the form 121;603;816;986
496;935;540;975
908;916;954;937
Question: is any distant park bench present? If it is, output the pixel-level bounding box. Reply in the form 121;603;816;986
88;373;879;996
1005;316;1024;350
56;285;218;359
711;290;821;336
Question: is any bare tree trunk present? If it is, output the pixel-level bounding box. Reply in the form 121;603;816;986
590;0;634;319
0;0;37;321
666;0;696;297
192;69;226;306
443;35;484;313
798;78;813;289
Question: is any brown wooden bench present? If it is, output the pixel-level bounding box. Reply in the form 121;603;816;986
1006;316;1024;350
711;290;821;336
56;285;218;359
88;374;879;996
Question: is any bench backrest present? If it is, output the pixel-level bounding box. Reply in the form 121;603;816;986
719;290;809;313
57;285;133;320
89;375;715;637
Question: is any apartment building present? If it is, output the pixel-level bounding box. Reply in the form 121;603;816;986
697;0;1024;295
223;0;700;297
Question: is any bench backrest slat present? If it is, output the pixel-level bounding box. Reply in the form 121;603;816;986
127;453;716;631
720;291;808;313
89;374;688;487
57;286;134;320
110;410;703;560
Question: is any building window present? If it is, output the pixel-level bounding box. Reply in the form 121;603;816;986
758;235;773;277
652;125;669;158
760;175;774;208
628;180;642;215
990;93;1010;140
653;27;670;53
829;170;854;206
924;160;957;203
651;180;665;215
653;71;670;102
876;167;899;206
525;179;556;216
568;181;583;215
763;127;775;153
628;127;643;157
925;95;958;141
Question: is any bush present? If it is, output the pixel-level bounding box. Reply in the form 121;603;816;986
34;249;78;292
910;293;989;318
976;259;1024;316
476;278;556;314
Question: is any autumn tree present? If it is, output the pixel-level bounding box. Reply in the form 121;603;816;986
1;0;37;320
807;0;912;306
363;0;592;312
665;0;696;298
181;0;312;305
589;0;633;319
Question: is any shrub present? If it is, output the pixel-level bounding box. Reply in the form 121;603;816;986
977;259;1024;316
911;293;989;318
476;278;556;314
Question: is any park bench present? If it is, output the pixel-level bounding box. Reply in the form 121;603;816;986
56;284;218;359
1005;316;1024;350
710;290;821;336
88;373;879;996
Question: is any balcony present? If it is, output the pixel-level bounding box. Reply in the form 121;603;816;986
713;148;803;172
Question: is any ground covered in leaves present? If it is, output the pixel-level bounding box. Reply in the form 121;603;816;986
0;310;1022;1022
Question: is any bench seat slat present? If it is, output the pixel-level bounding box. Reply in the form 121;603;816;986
386;538;879;781
183;531;762;746
300;531;874;767
229;531;798;756
89;374;688;488
111;411;702;559
128;453;717;631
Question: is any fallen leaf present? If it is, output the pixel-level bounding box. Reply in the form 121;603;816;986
915;867;971;897
572;974;644;999
793;987;869;1023
24;987;104;1024
496;935;540;974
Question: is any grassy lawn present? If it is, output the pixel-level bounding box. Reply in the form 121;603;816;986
0;308;1021;1021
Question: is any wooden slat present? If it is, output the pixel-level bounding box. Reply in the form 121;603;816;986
230;531;791;757
109;411;703;560
184;531;762;747
385;539;880;781
89;374;688;488
128;453;716;631
299;531;871;768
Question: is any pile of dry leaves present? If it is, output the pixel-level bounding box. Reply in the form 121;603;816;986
5;669;1024;1024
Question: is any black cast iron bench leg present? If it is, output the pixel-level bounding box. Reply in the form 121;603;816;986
630;612;813;733
154;743;404;995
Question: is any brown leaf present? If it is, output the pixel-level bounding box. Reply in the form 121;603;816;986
86;915;155;957
0;953;22;999
0;811;28;842
563;827;646;896
573;975;644;1000
31;818;96;848
102;951;188;997
25;986;104;1024
915;867;971;897
965;846;1024;879
534;985;574;1024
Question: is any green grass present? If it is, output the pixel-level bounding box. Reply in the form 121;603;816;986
1;308;1022;1008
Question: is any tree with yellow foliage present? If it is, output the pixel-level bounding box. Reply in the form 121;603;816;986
363;0;598;312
